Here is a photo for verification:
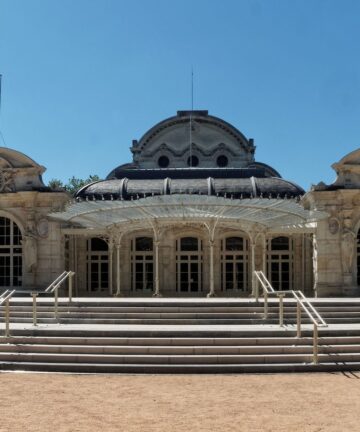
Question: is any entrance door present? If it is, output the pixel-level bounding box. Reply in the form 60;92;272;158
176;237;202;293
86;238;109;294
268;237;293;290
131;237;154;292
221;236;249;292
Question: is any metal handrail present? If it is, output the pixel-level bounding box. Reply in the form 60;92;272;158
0;271;75;335
45;271;69;293
254;270;327;364
0;289;16;337
33;271;75;323
296;290;327;327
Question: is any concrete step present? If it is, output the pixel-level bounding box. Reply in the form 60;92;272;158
1;351;360;365
2;335;353;346
4;335;360;346
1;343;360;355
2;360;360;373
2;309;360;318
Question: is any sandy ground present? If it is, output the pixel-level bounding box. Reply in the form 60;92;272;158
0;372;359;432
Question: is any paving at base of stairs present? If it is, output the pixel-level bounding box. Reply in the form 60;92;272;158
2;297;360;373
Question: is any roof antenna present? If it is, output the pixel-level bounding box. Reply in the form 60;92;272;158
0;74;6;147
189;67;194;168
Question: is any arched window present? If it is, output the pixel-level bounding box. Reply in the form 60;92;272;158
176;237;203;292
268;236;293;290
131;237;154;291
0;216;22;288
86;238;108;293
221;236;249;292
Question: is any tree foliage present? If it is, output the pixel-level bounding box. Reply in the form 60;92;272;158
48;175;101;195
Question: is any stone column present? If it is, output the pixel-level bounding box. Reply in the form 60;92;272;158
153;240;161;297
207;239;215;298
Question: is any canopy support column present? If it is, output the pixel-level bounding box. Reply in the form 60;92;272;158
153;240;161;297
108;236;114;295
250;238;256;297
207;239;215;298
262;234;267;275
114;233;123;297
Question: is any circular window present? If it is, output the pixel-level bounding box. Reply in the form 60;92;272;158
158;155;170;168
187;155;199;167
217;155;228;167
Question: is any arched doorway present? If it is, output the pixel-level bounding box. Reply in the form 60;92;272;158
268;236;293;290
176;237;203;293
131;236;154;292
220;236;249;292
0;216;22;288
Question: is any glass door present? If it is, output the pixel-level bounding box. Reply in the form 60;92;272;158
176;237;202;293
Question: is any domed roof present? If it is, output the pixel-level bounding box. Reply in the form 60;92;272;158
76;111;303;201
109;110;260;173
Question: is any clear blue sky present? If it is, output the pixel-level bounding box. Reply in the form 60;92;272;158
0;0;359;189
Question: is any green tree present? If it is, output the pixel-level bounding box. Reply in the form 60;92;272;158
48;175;101;195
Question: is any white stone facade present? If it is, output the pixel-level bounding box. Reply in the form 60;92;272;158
0;113;359;298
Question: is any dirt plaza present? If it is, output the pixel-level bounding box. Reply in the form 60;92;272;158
0;372;359;432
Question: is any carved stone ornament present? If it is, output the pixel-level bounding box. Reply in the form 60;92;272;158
0;171;15;192
37;218;49;238
328;218;340;235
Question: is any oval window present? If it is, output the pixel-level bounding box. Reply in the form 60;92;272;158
217;155;228;167
187;155;199;167
158;155;170;168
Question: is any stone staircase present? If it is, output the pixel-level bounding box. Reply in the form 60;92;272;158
1;298;360;373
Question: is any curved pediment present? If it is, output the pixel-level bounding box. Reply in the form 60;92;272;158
129;111;256;169
331;148;360;188
0;147;47;192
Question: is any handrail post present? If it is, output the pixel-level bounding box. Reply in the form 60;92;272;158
279;294;284;327
69;272;73;303
54;286;59;322
313;323;318;364
32;292;38;326
296;300;301;338
264;291;268;319
4;298;10;337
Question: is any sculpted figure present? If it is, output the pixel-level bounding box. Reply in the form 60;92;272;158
23;220;38;273
312;236;318;287
341;230;356;274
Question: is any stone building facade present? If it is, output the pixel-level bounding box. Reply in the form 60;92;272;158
0;148;68;290
0;111;359;297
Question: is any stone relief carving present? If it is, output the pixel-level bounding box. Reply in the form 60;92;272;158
328;218;340;235
37;218;49;238
341;229;356;274
312;236;318;289
23;216;38;273
142;142;237;159
0;171;15;192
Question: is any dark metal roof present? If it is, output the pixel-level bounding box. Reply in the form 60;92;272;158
107;167;266;180
75;174;304;200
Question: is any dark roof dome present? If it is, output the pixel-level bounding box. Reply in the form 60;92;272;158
75;111;304;201
75;168;304;201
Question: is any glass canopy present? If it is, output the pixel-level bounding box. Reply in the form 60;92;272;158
49;195;328;231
